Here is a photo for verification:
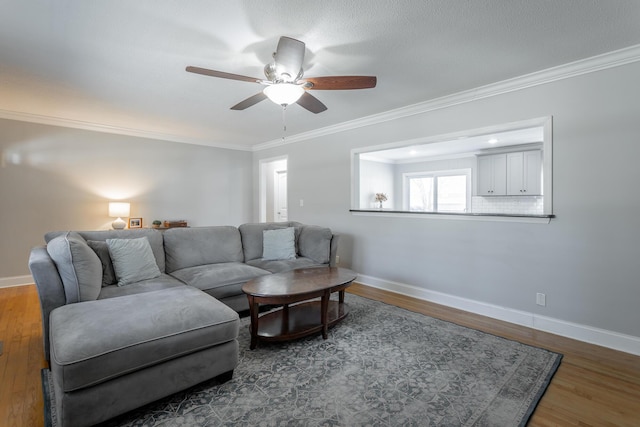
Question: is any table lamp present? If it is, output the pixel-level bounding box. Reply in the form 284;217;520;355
109;202;130;230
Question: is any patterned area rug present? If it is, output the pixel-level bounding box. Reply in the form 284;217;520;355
43;294;561;426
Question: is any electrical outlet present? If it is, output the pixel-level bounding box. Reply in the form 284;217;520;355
536;293;546;307
299;199;304;207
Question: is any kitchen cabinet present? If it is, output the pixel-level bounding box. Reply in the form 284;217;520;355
477;154;507;195
506;150;542;195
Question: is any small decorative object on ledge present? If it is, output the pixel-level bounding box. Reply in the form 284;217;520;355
163;220;188;228
129;218;142;229
374;193;387;209
151;220;162;229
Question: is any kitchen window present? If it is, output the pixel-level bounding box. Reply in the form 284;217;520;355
404;169;470;212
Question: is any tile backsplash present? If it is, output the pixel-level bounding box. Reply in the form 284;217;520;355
471;196;544;215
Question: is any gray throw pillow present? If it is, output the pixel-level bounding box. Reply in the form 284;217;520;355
46;232;102;302
298;226;332;264
106;237;161;286
262;227;297;260
86;240;117;287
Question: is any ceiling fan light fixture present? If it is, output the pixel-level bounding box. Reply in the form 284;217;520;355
263;83;304;106
187;36;375;113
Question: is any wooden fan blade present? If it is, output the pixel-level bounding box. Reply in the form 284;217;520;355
296;92;327;114
230;92;268;110
304;76;377;90
186;66;262;84
274;37;305;79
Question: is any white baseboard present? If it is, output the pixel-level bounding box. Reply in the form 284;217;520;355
356;274;640;356
0;275;33;288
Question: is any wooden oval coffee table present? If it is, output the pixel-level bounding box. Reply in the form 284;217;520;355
242;267;357;349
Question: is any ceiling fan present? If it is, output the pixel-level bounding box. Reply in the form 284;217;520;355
186;36;377;114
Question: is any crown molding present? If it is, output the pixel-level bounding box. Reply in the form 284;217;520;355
2;44;639;152
0;109;252;152
253;43;640;151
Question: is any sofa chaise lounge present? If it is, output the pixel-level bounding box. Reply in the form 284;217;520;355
29;221;338;427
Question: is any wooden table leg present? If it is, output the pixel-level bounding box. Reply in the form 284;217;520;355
339;290;345;304
321;291;329;339
282;303;289;332
248;295;259;350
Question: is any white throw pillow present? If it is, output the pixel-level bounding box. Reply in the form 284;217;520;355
262;227;297;260
106;237;161;286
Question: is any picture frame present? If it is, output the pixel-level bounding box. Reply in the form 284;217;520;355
129;218;142;229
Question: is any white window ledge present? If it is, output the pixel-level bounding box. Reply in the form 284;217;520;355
350;209;553;224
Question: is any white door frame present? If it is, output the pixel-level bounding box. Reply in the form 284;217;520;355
274;169;288;221
258;156;288;223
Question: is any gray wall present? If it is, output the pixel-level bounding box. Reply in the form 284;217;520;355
359;159;394;209
0;119;252;278
253;60;640;339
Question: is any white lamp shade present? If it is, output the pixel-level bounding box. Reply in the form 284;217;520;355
108;202;130;218
263;83;304;106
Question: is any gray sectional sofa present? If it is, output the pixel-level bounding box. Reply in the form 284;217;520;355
28;221;338;427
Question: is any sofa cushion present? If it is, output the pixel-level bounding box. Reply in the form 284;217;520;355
46;232;102;303
106;237;162;286
262;227;296;260
98;274;185;299
164;226;244;273
86;240;117;287
49;287;239;392
239;222;301;262
169;262;269;298
246;256;322;274
299;225;332;264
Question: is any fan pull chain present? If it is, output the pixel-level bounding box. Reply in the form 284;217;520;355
281;105;287;142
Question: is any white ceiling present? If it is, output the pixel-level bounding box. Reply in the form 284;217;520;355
2;1;640;151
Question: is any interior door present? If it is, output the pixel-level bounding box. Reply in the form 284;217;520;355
275;170;288;221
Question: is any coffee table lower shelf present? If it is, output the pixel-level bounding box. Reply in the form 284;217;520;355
252;300;349;344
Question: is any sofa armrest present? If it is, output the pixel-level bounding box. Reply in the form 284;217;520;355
329;234;340;267
28;245;67;361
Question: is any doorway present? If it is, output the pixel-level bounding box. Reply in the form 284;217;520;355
274;169;288;221
259;157;287;222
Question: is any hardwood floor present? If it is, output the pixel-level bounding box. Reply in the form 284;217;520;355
1;283;639;426
0;285;48;427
